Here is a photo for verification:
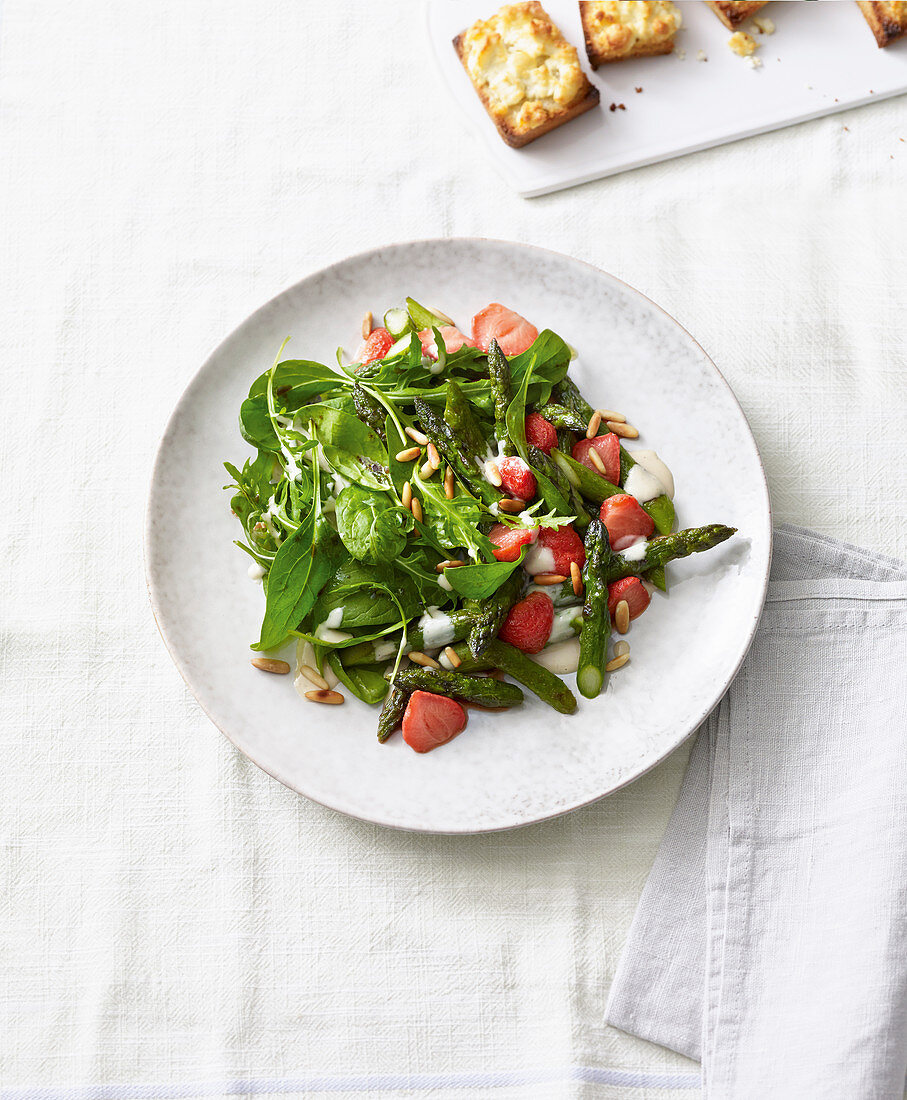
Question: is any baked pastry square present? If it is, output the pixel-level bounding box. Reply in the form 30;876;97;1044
856;1;907;45
580;1;683;67
454;2;600;149
706;1;769;30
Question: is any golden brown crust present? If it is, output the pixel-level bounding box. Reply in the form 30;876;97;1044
856;0;907;46
453;17;600;149
706;1;768;30
580;1;681;67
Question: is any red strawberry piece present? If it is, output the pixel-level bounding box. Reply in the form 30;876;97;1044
499;591;555;654
536;524;586;576
471;303;539;356
417;326;476;360
498;456;537;502
599;494;655;551
402;691;468;753
607;577;651;623
571;433;621;486
488;522;539;562
355;327;395;365
525;412;558;454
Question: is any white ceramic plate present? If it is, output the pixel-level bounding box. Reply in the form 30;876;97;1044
427;1;907;197
145;239;771;833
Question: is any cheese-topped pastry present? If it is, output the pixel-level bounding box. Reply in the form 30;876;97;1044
857;1;907;46
580;1;683;67
454;2;600;149
706;1;769;30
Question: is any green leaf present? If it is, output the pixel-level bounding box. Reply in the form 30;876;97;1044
327;656;390;705
405;296;453;331
442;551;526;600
298;404;387;463
312;560;420;629
248;359;344;399
335;486;413;564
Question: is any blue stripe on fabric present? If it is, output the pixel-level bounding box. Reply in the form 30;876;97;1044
1;1066;702;1099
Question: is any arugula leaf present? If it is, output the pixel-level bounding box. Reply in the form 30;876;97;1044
335;486;413;564
442;551;526;600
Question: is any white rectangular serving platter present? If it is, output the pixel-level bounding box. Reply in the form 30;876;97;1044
427;0;907;196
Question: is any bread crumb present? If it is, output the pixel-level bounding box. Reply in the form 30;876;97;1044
728;31;758;56
675;46;686;59
752;16;775;34
745;55;762;69
697;49;708;61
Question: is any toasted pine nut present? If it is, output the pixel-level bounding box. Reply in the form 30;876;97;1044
485;460;502;487
534;573;568;585
298;663;329;690
586;410;602;438
497;498;524;513
405;426;429;445
420;460;436;480
426;442;441;470
411;497;423;523
435;559;464;572
570;560;583;596
395;446;421;463
598;409;626;423
361;311;373;339
588;448;607;475
614;640;630;658
444;467;455;499
615;599;630;635
408;651;441;669
251;657;291;674
443;646;462;669
608;421;639;439
605;654;630;673
305;688;345;704
401;480;412;509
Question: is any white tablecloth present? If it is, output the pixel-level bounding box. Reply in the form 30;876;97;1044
2;3;905;1098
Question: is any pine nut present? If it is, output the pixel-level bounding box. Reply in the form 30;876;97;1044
598;409;626;423
401;480;412;509
614;640;630;658
408;651;441;669
435;559;464;572
588;448;607;475
444;467;455;499
443;646;462;669
305;688;345;704
534;573;568;585
426;442;441;470
395;446;421;463
361;311;373;339
251;658;291;674
485;460;502;487
298;663;329;690
405;426;429;446
411;497;423;523
420;461;435;480
586;410;602;438
497;498;524;513
605;654;630;673
570;560;583;596
608;421;639;439
615;600;630;635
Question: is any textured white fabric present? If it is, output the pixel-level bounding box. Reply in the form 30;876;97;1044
1;1;905;1097
607;526;907;1097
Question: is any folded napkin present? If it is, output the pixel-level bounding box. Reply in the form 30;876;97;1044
606;525;907;1099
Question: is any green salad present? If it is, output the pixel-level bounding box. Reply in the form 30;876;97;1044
225;297;735;753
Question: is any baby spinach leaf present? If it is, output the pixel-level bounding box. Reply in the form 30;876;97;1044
298;404;387;463
442;552;526;601
327;656;389;705
248;359;344;399
335;486;413;564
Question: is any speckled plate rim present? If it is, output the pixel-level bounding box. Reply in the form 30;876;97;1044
144;237;772;834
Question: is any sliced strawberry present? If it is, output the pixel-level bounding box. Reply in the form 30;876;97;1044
418;326;476;360
607;577;651;623
599;494;655;551
525;413;558;455
471;303;539;356
536;524;585;576
499;591;554;654
498;456;537;502
402;691;468;753
355;327;395;365
571;433;621;486
488;522;538;562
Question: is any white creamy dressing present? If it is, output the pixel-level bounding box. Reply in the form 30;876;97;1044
523;543;556;576
332;472;351;495
247;561;266;581
548;605;582;643
294;639;339;691
622;464;665;505
619;536;648;563
531;638;581;675
372;640;397;662
437;574;453;592
626;450;675;500
488;502;500;516
314;607;351;644
418;607;455;648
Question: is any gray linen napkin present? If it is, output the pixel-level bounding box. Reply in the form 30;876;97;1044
606;525;907;1099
